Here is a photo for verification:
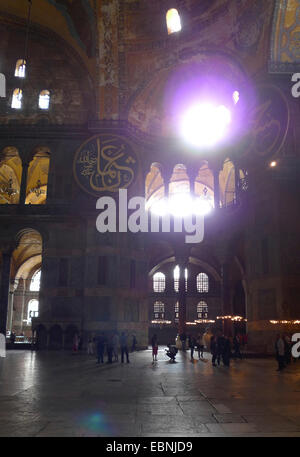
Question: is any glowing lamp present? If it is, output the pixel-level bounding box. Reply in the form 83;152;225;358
181;103;231;147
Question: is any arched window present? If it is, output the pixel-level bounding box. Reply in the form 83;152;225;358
197;301;208;319
166;8;182;34
174;265;188;292
175;301;179;322
153;301;165;320
197;273;209;293
30;270;41;292
39;90;50;110
27;299;39;323
153;272;165;292
15;59;26;78
26;149;50;205
11;88;22;109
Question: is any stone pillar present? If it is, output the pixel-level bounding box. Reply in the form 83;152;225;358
234;163;239;205
161;166;173;199
19;161;29;205
20;279;26;333
178;264;187;336
213;168;220;210
0;251;12;336
6;280;16;333
221;263;233;337
186;166;198;198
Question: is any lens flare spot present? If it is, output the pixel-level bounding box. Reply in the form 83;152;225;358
181;103;231;147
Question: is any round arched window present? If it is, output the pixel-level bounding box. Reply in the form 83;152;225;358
153;272;165;292
30;270;41;292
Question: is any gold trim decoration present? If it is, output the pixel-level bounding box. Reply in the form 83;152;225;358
73;134;139;196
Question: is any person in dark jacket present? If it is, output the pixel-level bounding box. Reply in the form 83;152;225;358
210;335;218;366
106;332;114;363
188;335;196;360
216;334;225;366
233;334;242;359
131;334;137;352
97;332;106;364
120;332;130;363
222;337;231;367
151;334;158;362
180;333;187;351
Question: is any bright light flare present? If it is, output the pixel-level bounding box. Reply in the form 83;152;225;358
166;9;182;34
194;197;213;216
149;198;168;216
181;103;231;147
169;193;194;217
149;193;214;217
233;90;240;104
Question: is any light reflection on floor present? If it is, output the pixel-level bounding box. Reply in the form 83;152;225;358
1;348;300;436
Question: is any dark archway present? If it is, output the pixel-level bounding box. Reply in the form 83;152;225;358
35;324;47;349
49;325;63;350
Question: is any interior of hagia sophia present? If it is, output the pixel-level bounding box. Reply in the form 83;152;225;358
0;0;299;354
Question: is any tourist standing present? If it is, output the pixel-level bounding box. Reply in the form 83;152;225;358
97;332;106;364
223;336;231;367
188;335;196;360
120;332;130;363
112;332;119;361
284;333;292;365
131;334;137;352
10;331;16;346
210;335;218;367
151;334;158;362
196;333;204;359
87;338;94;355
106;332;114;363
180;332;187;351
233;334;242;359
217;333;225;366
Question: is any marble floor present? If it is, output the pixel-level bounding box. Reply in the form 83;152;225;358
1;348;300;437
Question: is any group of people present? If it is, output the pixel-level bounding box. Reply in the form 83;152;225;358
150;331;245;367
180;332;245;367
210;334;234;367
275;333;296;372
73;332;137;364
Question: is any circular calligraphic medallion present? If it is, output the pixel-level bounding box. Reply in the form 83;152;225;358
73;134;139;196
244;85;289;159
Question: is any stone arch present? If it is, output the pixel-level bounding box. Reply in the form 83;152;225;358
49;325;63;350
0;146;22;204
65;325;79;350
145;162;165;210
169;164;190;196
126;51;249;136
26;147;51;205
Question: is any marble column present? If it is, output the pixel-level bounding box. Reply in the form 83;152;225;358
221;262;233;336
20;279;27;333
178;264;187;336
19;161;29;205
6;281;16;333
161;166;173;199
0;252;12;335
213;168;221;210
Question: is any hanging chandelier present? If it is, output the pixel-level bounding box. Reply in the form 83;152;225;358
29;179;46;198
0;177;18;197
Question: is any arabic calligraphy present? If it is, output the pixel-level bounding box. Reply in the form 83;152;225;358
245;85;289;158
74;134;138;195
